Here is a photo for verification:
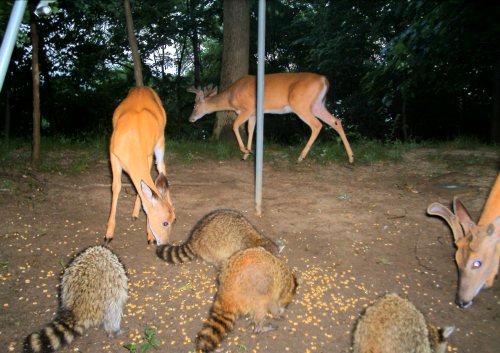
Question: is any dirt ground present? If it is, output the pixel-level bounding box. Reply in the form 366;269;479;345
0;147;499;353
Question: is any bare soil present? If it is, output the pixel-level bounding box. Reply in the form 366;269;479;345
0;148;499;353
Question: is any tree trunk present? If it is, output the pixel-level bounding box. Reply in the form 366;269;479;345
213;0;250;141
29;1;41;169
4;89;10;141
492;55;500;143
401;94;408;142
123;0;143;87
188;0;202;88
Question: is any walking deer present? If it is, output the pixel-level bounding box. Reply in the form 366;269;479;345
427;173;500;308
187;72;354;163
105;87;175;245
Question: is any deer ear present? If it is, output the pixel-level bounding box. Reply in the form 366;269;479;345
154;173;173;204
427;202;465;242
154;173;169;195
453;197;475;235
141;180;157;206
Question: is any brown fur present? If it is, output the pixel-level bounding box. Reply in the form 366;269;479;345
24;246;128;353
196;247;297;352
187;73;354;163
156;209;281;268
352;293;454;353
427;173;500;307
106;86;175;245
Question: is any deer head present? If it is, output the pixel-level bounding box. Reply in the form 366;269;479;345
140;173;175;245
186;85;218;122
427;197;500;308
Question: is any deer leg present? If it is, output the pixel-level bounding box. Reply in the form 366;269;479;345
314;105;354;163
243;115;256;160
232;111;253;158
293;110;322;162
144;155;156;244
106;154;123;242
154;135;167;175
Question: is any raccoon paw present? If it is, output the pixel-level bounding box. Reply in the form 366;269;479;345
107;327;128;338
252;323;277;333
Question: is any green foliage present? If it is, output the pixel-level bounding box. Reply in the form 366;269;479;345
123;326;160;353
166;139;242;164
1;0;497;149
0;135;108;175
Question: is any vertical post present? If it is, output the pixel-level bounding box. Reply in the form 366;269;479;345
0;0;28;93
255;0;266;216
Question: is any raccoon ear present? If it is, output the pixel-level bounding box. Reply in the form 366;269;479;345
440;326;455;339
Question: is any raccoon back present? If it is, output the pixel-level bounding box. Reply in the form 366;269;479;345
353;294;439;353
24;246;128;353
196;247;296;352
217;247;296;315
157;209;280;267
60;245;128;325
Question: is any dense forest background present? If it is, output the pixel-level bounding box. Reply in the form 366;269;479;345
1;0;499;145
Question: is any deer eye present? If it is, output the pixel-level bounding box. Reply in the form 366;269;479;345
162;221;170;227
472;260;481;269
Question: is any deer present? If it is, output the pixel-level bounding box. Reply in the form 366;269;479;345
105;86;175;245
427;173;500;308
187;72;354;164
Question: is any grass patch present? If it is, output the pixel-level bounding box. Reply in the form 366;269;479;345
263;139;417;165
0;135;108;175
167;139;242;164
1;136;496;174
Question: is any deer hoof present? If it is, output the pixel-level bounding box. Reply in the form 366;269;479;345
103;236;113;244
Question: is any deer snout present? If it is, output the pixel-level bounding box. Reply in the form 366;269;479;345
455;297;472;309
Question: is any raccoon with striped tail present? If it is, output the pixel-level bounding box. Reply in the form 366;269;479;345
196;247;297;352
156;208;283;268
23;245;128;353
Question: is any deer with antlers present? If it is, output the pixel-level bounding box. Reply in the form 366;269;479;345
427;173;500;308
187;72;354;163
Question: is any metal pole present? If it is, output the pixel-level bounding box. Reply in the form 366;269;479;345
0;0;28;93
255;0;266;216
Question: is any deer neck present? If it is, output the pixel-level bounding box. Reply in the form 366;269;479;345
478;174;500;226
205;90;235;113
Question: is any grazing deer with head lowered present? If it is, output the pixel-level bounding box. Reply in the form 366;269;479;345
105;87;175;245
187;72;354;163
427;173;500;308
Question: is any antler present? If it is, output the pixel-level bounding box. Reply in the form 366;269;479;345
186;86;202;95
186;85;218;101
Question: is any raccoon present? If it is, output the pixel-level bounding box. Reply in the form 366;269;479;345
156;209;282;268
24;245;128;353
352;293;454;353
196;247;297;352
